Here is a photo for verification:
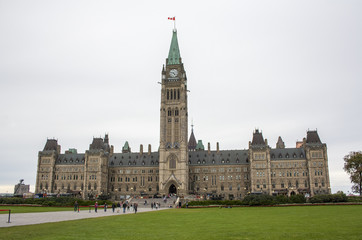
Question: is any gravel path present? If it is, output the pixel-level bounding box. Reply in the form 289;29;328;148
0;207;163;228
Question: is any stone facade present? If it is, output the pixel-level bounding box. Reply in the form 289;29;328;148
35;29;331;200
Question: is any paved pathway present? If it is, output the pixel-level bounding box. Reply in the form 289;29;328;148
0;207;163;228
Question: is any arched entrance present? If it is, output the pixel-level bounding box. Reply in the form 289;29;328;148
169;184;177;195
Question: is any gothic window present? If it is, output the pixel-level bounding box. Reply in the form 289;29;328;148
169;157;176;169
177;89;180;99
94;183;97;190
175;108;179;116
170;89;173;99
174;89;176;100
168;108;172;116
167;90;169;100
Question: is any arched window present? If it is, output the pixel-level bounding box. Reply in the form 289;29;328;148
167;90;169;100
177;89;180;99
170;89;173;99
169;158;176;169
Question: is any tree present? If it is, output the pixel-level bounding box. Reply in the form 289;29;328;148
343;151;362;196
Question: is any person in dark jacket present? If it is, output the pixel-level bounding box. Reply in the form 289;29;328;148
112;202;116;213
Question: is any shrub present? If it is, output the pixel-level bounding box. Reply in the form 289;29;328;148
309;193;347;203
242;194;274;206
289;194;306;203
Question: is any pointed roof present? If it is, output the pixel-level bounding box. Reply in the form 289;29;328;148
195;140;205;151
188;128;197;151
306;130;322;144
276;136;285;149
251;129;265;146
122;141;131;153
43;139;58;151
167;30;181;65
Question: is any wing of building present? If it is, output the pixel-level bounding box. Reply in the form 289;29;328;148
36;29;331;200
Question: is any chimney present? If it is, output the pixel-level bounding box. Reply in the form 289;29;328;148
140;144;143;155
148;144;151;155
208;142;210;154
216;142;219;153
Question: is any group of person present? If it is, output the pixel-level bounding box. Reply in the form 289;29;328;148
74;199;170;214
111;201;139;214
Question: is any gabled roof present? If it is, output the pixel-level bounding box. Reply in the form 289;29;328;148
167;30;181;65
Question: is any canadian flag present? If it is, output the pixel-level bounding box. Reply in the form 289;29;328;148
168;17;175;21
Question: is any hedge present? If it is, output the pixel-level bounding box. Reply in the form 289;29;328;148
185;193;350;207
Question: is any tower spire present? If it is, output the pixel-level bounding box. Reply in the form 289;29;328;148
167;29;181;65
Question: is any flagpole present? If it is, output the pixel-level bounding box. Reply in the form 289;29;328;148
174;16;176;30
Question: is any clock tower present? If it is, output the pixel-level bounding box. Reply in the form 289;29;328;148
159;29;189;196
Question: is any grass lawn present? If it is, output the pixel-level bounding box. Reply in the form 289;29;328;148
0;205;361;240
0;206;74;214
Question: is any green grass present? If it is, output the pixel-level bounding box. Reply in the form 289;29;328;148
0;205;361;240
0;206;74;214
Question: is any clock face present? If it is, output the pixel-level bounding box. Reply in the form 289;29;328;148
169;69;178;77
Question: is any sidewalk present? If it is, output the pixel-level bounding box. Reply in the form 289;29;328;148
0;207;162;228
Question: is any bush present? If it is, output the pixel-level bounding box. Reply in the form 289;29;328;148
347;196;362;202
309;193;347;203
242;194;274;206
289;194;306;203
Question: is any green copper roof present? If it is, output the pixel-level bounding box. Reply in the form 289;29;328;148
195;140;205;151
123;141;129;150
167;30;181;65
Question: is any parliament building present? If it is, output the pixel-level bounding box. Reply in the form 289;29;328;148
35;29;331;200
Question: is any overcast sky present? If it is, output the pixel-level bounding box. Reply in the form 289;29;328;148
1;0;361;194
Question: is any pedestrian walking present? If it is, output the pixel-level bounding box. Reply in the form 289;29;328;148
151;202;154;209
122;202;127;213
74;201;79;212
112;202;116;213
104;202;108;212
95;202;98;213
134;203;138;214
117;202;121;213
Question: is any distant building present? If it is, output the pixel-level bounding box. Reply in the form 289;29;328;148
14;179;30;195
35;29;331;200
